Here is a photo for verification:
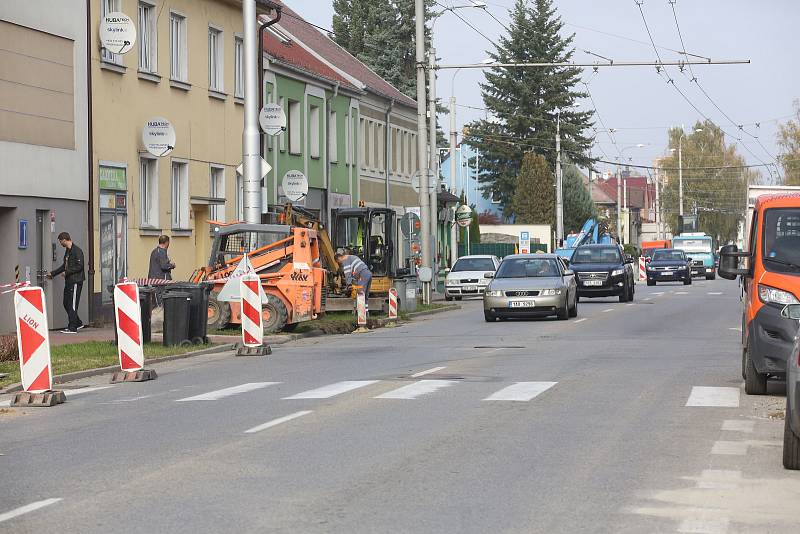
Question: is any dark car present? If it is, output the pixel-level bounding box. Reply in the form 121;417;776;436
570;244;636;302
646;248;692;286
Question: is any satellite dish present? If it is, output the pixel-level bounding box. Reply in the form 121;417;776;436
281;170;309;202
259;103;287;136
142;118;176;157
100;12;136;55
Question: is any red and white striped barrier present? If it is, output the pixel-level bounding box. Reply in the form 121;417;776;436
388;288;398;320
1;281;31;295
14;286;53;393
240;273;263;347
114;281;144;371
638;257;647;282
356;292;367;326
129;278;176;286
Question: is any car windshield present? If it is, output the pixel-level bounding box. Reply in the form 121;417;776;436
571;248;621;264
652;250;685;261
763;208;800;273
451;258;495;272
495;258;561;278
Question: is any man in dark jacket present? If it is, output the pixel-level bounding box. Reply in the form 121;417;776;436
148;235;175;280
48;232;85;333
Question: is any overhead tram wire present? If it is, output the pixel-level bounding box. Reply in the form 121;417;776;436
434;1;498;47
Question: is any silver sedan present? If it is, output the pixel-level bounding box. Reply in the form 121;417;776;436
483;254;578;322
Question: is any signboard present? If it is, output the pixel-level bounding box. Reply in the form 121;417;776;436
236;157;272;179
100;12;136;55
455;204;472;228
400;212;421;238
18;219;28;249
142;118;176;157
519;231;530;254
411;170;437;194
259;103;287;136
98;165;127;190
281;170;309;202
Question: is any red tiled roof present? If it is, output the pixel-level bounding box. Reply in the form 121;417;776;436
593;176;655;210
271;1;418;108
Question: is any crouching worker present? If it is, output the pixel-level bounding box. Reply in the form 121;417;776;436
335;250;372;316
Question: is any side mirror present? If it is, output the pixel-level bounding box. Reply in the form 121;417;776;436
645;256;652;263
718;244;750;280
444;268;451;274
781;304;800;320
564;269;574;276
686;257;693;263
484;272;494;279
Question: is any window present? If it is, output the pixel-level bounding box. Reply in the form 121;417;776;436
140;157;158;227
763;208;800;273
208;27;223;91
309;105;320;159
171;162;189;229
101;0;122;64
210;166;225;222
169;12;187;82
236;175;244;220
329;111;338;163
288;100;301;155
279;97;286;152
234;36;243;98
345;114;352;165
138;2;157;73
360;119;367;169
376;123;384;170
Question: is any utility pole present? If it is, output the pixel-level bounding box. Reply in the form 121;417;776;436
427;47;438;287
678;134;684;218
449;96;458;266
654;166;661;240
555;110;563;247
414;0;431;302
242;0;261;224
616;165;622;244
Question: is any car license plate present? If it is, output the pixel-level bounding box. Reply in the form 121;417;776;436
691;270;699;275
661;271;673;276
584;280;603;286
510;300;535;308
464;285;477;292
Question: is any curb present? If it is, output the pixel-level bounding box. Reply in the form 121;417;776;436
403;304;461;319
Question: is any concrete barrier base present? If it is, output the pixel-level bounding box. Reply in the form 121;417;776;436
110;369;158;383
10;390;66;407
235;343;271;357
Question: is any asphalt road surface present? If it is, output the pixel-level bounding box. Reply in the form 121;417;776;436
2;279;800;533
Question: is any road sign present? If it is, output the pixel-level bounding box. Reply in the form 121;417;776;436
388;288;398;320
240;273;263;347
100;12;136;55
281;170;308;202
519;231;530;254
411;170;437;194
455;204;472;228
142;118;176;157
259;103;287;136
400;212;421;238
113;282;144;371
236;157;272;180
14;286;53;393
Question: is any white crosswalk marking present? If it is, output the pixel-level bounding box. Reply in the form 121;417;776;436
176;382;279;402
711;440;748;455
678;517;730;533
64;386;114;397
283;380;378;399
721;419;754;433
685;387;739;407
708;292;723;295
0;498;62;524
483;381;557;402
244;411;313;434
375;380;458;400
410;366;446;378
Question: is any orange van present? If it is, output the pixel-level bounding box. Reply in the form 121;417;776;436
719;193;800;394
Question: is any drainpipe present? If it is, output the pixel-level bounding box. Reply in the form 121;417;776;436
326;81;340;226
85;0;95;324
255;2;281;219
384;99;394;208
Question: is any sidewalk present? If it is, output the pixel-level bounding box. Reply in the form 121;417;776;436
49;327;116;346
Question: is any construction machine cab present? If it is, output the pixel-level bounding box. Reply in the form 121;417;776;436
332;208;395;278
208;222;291;270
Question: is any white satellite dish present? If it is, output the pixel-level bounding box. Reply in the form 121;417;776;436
142;118;176;157
100;12;136;55
281;170;309;202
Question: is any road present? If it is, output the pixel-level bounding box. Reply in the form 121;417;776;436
2;279;800;533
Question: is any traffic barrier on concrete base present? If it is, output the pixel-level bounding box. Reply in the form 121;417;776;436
112;281;156;384
353;292;369;333
388;288;398;320
11;286;64;407
236;273;269;356
638;257;647;282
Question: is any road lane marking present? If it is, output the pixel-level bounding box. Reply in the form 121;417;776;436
685;386;739;407
626;303;635;306
708;292;723;295
63;386;114;397
375;380;458;400
283;380;379;399
244;411;312;434
642;297;652;300
710;440;748;455
653;292;665;295
676;291;689;295
602;309;614;313
728;327;742;332
678;517;730;533
176;382;279;402
573;318;587;323
0;498;62;524
721;420;755;433
483;381;557;402
696;469;742;489
410;366;446;378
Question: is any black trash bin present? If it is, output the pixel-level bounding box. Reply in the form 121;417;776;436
166;283;212;344
162;291;191;347
139;287;154;344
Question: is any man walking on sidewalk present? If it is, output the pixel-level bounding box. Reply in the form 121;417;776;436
148;235;175;280
48;232;85;334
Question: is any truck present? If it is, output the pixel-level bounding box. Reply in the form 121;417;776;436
672;233;716;279
640;239;671;260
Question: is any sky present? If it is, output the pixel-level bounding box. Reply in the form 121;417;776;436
290;0;798;180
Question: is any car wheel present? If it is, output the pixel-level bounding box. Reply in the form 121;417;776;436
569;295;578;317
741;345;747;380
445;294;453;301
784;399;800;470
744;337;768;395
628;284;635;302
455;296;463;301
684;277;691;285
647;279;655;286
557;304;569;320
575;295;580;303
619;284;628;303
706;273;716;280
484;311;496;322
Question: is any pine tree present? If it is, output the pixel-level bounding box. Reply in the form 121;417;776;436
512;152;554;227
562;163;597;233
464;0;594;217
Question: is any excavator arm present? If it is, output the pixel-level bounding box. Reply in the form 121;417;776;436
282;204;345;291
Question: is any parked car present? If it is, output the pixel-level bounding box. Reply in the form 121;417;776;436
645;248;692;286
445;255;500;301
781;303;800;470
483;254;577;321
570;244;636;302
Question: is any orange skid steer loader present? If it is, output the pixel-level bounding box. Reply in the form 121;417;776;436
191;222;326;333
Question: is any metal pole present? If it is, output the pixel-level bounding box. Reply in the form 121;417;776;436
616;165;622;243
678;135;684;218
242;0;261;224
414;0;431;302
655;167;661;240
435;59;751;70
428;47;439;284
449;96;458;266
555;110;563;246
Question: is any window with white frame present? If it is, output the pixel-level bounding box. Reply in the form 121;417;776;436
376;123;384;170
208;26;223;91
288;100;301;155
236;175;244;220
171;161;189;229
309;105;321;158
101;0;122;64
138;2;157;73
329;111;338;163
210;166;225;221
169;12;188;82
234;36;243;98
140;157;158;227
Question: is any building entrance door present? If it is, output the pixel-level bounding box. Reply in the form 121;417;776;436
99;193;127;305
35;210;57;327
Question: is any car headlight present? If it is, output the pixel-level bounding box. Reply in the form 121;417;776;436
540;288;563;296
759;285;799;305
677;266;687;270
485;290;503;297
611;269;625;277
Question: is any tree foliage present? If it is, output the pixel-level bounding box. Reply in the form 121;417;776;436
562;163;597;234
777;100;800;186
463;0;594;217
477;210;501;225
659;121;757;244
512;152;554;227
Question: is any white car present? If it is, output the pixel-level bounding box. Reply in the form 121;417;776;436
445;255;501;300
